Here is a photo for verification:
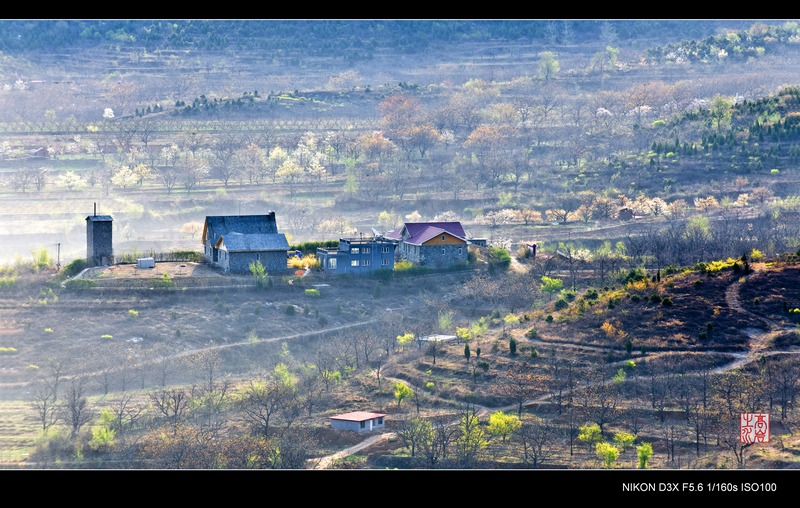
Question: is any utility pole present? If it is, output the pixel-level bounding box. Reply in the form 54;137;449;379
56;243;61;271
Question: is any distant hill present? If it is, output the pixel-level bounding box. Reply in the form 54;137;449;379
0;19;764;57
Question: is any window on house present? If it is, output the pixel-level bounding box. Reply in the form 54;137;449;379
377;417;383;424
328;258;337;269
381;259;389;266
351;260;359;267
441;247;445;255
360;421;365;429
458;247;463;255
362;259;371;266
441;235;446;241
362;247;371;254
351;247;359;254
381;246;390;253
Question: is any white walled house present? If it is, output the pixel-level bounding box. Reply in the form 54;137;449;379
329;411;387;433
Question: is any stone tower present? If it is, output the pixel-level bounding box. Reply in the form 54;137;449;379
86;203;113;267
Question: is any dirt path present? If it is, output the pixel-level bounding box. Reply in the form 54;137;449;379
310;432;393;469
0;317;383;393
509;255;529;274
722;263;800;364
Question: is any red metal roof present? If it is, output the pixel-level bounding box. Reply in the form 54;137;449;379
407;226;467;246
405;222;465;238
329;411;387;422
384;222;466;244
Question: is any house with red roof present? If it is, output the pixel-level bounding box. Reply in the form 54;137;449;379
384;221;470;268
329;411;387;433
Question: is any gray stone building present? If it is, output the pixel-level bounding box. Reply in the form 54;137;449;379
86;213;113;267
384;221;469;268
202;212;290;274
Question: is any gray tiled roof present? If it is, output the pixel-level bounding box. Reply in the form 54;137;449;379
222;232;289;252
204;213;278;242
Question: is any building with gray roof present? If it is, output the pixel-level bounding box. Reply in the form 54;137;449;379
202;212;290;274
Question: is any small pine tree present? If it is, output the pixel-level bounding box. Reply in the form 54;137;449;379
249;261;268;288
464;343;471;362
509;337;517;356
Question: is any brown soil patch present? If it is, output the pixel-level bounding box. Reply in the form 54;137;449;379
89;261;226;279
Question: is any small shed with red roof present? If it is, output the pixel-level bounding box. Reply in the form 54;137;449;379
329;411;387;433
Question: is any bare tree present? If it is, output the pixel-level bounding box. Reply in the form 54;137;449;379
189;349;223;394
210;132;244;187
149;387;191;433
514;415;559;468
770;356;800;420
237;376;291;438
297;371;325;418
190;377;232;434
501;368;538;417
398;417;431;458
108;393;146;439
578;367;621;438
31;379;58;433
59;378;94;439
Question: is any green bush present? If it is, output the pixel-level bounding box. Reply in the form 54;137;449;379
304;288;321;297
289;240;338;255
61;258;87;277
560;290;577;301
64;278;98;289
487;246;511;272
153;272;175;288
554;299;568;311
285;305;296;315
394;260;414;271
623;268;649;284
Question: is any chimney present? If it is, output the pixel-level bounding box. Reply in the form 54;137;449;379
94;202;97;216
